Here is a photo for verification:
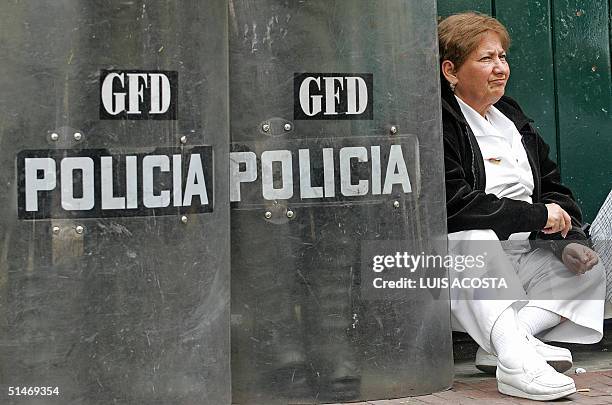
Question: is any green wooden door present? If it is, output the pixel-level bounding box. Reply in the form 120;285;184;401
437;0;611;222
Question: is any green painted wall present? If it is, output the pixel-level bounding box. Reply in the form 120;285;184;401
437;0;491;15
437;0;612;222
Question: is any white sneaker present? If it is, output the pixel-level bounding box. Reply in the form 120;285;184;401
475;337;572;374
497;360;576;401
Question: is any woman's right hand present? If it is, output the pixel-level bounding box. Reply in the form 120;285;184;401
544;203;572;237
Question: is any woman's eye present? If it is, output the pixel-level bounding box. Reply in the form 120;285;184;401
500;54;507;60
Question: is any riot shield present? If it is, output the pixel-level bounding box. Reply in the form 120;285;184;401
0;2;230;404
229;1;453;403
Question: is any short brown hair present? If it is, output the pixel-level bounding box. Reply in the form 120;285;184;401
438;12;510;69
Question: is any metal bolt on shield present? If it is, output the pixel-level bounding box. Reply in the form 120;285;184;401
390;125;398;135
284;123;292;131
286;210;294;218
393;200;400;208
74;132;82;141
264;211;272;219
50;132;59;141
262;123;270;132
180;136;187;144
75;225;84;234
181;215;188;224
52;226;60;235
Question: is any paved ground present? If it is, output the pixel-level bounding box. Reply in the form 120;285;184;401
327;373;612;405
330;370;612;404
328;348;612;404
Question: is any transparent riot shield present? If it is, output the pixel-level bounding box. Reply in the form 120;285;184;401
229;1;452;403
0;2;230;404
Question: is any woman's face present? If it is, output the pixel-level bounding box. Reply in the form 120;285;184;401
453;31;510;115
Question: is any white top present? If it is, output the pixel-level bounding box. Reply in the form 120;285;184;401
456;96;535;240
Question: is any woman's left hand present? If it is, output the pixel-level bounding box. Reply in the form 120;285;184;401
562;243;599;275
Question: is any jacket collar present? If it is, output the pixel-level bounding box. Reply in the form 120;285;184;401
494;97;534;132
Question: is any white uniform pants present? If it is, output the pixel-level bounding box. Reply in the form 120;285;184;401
449;229;605;354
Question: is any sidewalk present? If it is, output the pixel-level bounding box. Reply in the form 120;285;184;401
327;371;612;404
329;348;612;404
368;371;612;404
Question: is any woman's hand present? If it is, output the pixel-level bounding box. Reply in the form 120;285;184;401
544;203;572;237
562;243;599;275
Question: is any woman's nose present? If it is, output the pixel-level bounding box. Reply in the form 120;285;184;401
493;59;507;74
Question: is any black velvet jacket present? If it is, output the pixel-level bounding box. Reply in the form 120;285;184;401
441;83;588;254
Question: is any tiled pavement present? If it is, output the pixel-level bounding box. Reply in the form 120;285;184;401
378;370;612;404
328;370;612;405
326;332;612;404
330;344;612;405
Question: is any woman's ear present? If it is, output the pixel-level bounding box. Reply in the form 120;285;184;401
441;60;458;86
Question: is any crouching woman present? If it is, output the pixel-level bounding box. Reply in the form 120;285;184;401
439;12;605;401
